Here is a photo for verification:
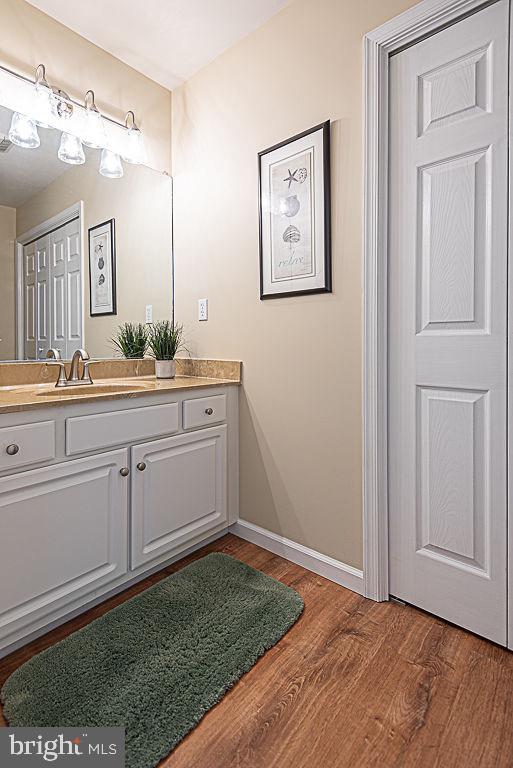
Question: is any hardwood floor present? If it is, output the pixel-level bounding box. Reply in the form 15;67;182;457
2;533;513;767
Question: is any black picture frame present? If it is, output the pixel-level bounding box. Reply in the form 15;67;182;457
88;218;117;316
258;120;331;300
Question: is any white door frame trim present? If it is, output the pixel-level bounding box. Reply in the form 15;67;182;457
362;0;502;601
16;202;83;248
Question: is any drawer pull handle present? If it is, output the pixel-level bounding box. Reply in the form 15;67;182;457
6;444;20;456
120;467;130;477
137;462;147;472
205;407;214;415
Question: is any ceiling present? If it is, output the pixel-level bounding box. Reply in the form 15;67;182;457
0;106;72;208
26;0;291;90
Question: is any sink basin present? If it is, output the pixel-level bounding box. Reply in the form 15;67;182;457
37;382;153;397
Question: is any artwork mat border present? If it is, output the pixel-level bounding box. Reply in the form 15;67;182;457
268;144;317;283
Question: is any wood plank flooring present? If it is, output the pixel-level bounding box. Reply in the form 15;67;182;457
1;533;513;767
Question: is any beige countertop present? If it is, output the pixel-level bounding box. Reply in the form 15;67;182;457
0;359;241;414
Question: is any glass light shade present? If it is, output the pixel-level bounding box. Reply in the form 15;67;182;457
99;148;123;178
58;132;85;165
82;107;107;149
32;83;53;128
121;126;147;164
8;112;40;148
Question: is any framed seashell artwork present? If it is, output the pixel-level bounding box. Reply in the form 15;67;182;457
88;218;117;316
258;120;331;299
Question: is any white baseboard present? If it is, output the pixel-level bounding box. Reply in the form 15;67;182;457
229;520;364;595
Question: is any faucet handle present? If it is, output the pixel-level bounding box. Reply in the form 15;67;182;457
46;360;67;387
81;360;94;385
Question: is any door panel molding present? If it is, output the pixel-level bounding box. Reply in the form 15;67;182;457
362;0;508;612
0;449;128;647
130;426;228;569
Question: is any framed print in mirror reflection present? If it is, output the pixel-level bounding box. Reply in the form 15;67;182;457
88;218;117;316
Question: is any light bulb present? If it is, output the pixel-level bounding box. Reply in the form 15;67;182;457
8;113;40;148
58;132;85;164
122;125;147;164
99;149;123;178
82;106;107;148
33;83;53;128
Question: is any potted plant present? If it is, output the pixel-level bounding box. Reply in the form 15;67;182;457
111;322;148;359
147;320;185;379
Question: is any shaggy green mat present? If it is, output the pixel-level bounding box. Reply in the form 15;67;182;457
1;553;303;768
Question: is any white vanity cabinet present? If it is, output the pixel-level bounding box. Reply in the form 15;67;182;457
0;384;238;655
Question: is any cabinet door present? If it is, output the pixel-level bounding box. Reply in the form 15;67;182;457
0;449;129;648
131;425;227;569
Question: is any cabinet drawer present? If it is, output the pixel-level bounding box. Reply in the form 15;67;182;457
66;402;179;455
0;421;55;472
183;394;226;429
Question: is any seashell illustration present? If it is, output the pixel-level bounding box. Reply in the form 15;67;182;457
283;225;301;244
280;195;300;218
98;273;105;286
97;257;105;270
297;168;308;183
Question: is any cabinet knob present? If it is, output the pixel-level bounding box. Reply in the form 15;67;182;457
137;462;147;472
205;407;214;415
119;467;130;477
6;444;19;456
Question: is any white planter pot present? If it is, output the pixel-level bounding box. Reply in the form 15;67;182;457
155;359;176;379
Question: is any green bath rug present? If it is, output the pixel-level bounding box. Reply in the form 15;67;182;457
1;553;303;768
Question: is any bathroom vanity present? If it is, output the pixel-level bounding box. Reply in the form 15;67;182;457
0;84;240;656
0;361;240;656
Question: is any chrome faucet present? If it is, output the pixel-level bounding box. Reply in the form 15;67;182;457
46;348;94;388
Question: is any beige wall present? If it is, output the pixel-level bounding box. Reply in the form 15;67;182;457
172;0;418;568
2;0;172;172
0;206;16;360
16;163;172;358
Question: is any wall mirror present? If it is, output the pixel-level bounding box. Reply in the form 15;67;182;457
0;103;172;361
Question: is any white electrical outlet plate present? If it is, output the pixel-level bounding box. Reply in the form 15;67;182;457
198;298;208;321
145;304;153;323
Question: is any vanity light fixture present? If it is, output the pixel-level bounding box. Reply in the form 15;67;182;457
8;112;40;148
99;148;124;178
58;132;85;165
0;63;148;178
121;111;147;165
82;90;107;149
49;88;73;121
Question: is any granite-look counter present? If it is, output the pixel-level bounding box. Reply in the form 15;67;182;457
0;359;241;414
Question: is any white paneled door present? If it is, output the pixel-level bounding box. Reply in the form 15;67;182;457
23;217;82;360
23;240;37;360
388;0;509;644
